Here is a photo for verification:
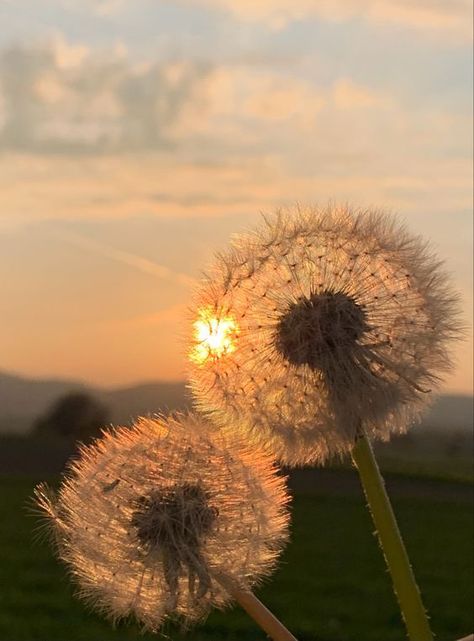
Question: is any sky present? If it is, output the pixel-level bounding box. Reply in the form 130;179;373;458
0;0;472;394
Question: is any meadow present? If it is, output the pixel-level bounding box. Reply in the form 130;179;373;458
1;472;472;641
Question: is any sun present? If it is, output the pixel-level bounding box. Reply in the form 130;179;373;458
191;308;238;364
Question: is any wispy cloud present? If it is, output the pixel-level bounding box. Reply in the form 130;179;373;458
54;229;196;287
1;143;471;226
0;153;280;224
182;0;472;40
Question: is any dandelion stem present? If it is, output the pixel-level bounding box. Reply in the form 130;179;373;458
352;429;434;641
215;574;298;641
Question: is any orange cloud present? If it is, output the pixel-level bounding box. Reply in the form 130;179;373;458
1;147;471;228
182;0;472;41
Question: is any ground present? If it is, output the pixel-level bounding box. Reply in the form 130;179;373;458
0;473;472;641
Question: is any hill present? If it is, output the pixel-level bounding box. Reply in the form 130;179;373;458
0;370;471;435
0;371;190;434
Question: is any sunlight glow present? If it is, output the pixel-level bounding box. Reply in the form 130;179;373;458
191;309;238;364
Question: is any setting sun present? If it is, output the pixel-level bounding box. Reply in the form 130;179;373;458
191;309;238;364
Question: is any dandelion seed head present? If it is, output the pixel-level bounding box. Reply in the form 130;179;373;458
188;204;462;466
35;413;289;630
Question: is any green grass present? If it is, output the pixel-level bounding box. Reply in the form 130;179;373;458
0;476;472;641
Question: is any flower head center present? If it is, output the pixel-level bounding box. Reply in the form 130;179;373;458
275;290;368;370
131;483;218;552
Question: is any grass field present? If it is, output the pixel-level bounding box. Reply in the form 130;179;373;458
0;475;472;641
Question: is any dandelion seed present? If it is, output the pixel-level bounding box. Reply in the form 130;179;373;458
188;204;462;466
34;413;289;632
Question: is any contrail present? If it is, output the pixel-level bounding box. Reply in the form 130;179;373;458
53;229;196;288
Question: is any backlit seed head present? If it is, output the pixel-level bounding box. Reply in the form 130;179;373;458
34;413;289;631
188;205;463;466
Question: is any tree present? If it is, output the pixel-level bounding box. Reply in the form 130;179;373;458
33;392;110;444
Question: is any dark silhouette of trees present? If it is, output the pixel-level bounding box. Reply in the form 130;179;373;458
33;392;110;444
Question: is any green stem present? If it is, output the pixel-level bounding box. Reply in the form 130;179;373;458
352;429;434;641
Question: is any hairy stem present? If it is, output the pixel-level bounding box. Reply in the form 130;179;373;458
352;429;434;641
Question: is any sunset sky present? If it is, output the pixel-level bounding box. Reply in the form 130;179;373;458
0;0;472;393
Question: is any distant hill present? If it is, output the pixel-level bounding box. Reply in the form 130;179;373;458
0;371;87;418
424;393;473;431
0;370;471;435
0;371;87;434
0;371;190;434
102;381;191;425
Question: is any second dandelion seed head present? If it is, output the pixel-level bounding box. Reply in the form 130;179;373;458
35;413;289;630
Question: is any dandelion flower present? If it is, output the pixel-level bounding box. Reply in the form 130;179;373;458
188;205;461;465
35;413;289;631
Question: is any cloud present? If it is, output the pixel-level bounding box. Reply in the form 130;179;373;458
0;152;273;224
56;0;129;16
1;37;469;168
371;0;472;39
180;0;472;40
1;147;471;229
0;37;397;154
171;66;392;148
0;39;211;152
332;79;388;110
0;41;470;233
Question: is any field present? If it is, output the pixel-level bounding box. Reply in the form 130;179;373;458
0;473;472;641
